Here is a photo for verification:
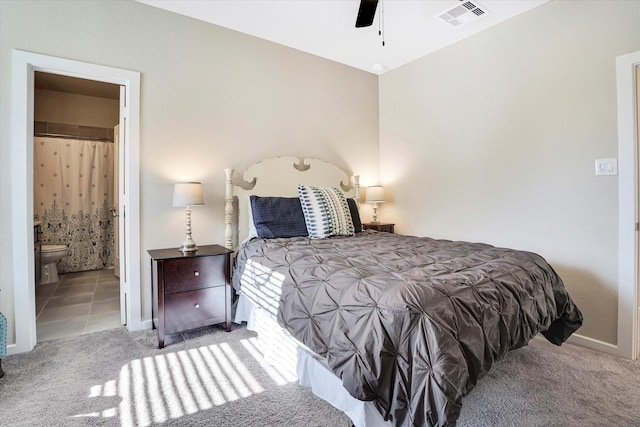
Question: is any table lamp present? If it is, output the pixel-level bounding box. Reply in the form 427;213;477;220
366;185;385;224
173;182;204;253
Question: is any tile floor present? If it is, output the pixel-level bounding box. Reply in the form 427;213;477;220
35;268;122;342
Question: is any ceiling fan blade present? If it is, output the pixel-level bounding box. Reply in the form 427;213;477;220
355;0;378;28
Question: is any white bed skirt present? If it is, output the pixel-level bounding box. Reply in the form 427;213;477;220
234;293;391;427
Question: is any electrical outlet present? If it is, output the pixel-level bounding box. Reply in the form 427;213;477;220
595;158;617;176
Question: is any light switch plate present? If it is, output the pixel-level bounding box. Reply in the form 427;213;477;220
595;158;618;176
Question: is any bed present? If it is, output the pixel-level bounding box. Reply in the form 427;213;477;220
226;157;583;427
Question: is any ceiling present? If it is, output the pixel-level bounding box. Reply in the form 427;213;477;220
139;0;549;74
35;72;120;99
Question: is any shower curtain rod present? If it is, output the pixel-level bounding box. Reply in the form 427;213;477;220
34;121;114;143
34;132;114;142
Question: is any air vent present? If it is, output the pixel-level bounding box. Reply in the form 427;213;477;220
436;0;489;28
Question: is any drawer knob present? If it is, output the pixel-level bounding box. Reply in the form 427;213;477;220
194;271;200;277
194;303;200;309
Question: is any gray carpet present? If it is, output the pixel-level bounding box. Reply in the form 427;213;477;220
0;325;638;426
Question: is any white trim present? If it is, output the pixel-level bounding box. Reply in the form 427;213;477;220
616;49;640;360
9;50;143;355
567;333;618;354
140;319;154;330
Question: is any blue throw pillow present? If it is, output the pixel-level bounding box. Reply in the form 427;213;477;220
249;196;308;238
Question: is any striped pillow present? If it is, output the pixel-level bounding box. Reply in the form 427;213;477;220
298;185;355;238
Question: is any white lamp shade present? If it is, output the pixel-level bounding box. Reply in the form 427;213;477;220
366;186;385;203
172;182;204;206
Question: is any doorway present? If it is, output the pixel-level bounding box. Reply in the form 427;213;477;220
615;49;640;360
637;65;640;359
33;72;122;341
10;50;142;355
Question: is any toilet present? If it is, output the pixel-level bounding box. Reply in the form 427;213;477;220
40;245;68;285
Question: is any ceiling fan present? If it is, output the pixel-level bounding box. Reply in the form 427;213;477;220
355;0;385;46
355;0;379;28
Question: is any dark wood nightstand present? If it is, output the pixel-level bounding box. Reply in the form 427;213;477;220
363;222;395;234
148;244;233;349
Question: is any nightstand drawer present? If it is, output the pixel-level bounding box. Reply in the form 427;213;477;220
164;256;226;293
164;287;227;334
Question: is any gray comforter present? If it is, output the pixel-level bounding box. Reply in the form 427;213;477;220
233;231;582;426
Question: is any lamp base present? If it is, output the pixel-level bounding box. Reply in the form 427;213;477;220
179;205;198;253
178;238;198;253
178;244;198;253
372;202;379;224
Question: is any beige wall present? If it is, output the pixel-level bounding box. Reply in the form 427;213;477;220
35;89;120;128
0;0;379;344
379;1;640;344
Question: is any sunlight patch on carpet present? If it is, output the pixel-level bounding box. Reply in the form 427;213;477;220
72;338;297;426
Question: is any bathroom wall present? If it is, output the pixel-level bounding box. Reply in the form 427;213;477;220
35;89;119;128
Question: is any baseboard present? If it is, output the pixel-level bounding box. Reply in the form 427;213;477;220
137;319;154;331
5;343;18;356
567;333;622;356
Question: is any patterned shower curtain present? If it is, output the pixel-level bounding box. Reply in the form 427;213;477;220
34;136;115;273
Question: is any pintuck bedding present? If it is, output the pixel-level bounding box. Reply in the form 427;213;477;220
232;231;583;427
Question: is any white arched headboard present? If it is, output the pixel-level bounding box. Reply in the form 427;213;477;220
224;156;360;250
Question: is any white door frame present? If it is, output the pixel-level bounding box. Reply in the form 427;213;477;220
616;49;640;360
10;50;142;354
575;50;640;359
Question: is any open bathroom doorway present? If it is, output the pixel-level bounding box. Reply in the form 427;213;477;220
33;72;122;342
11;51;141;355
